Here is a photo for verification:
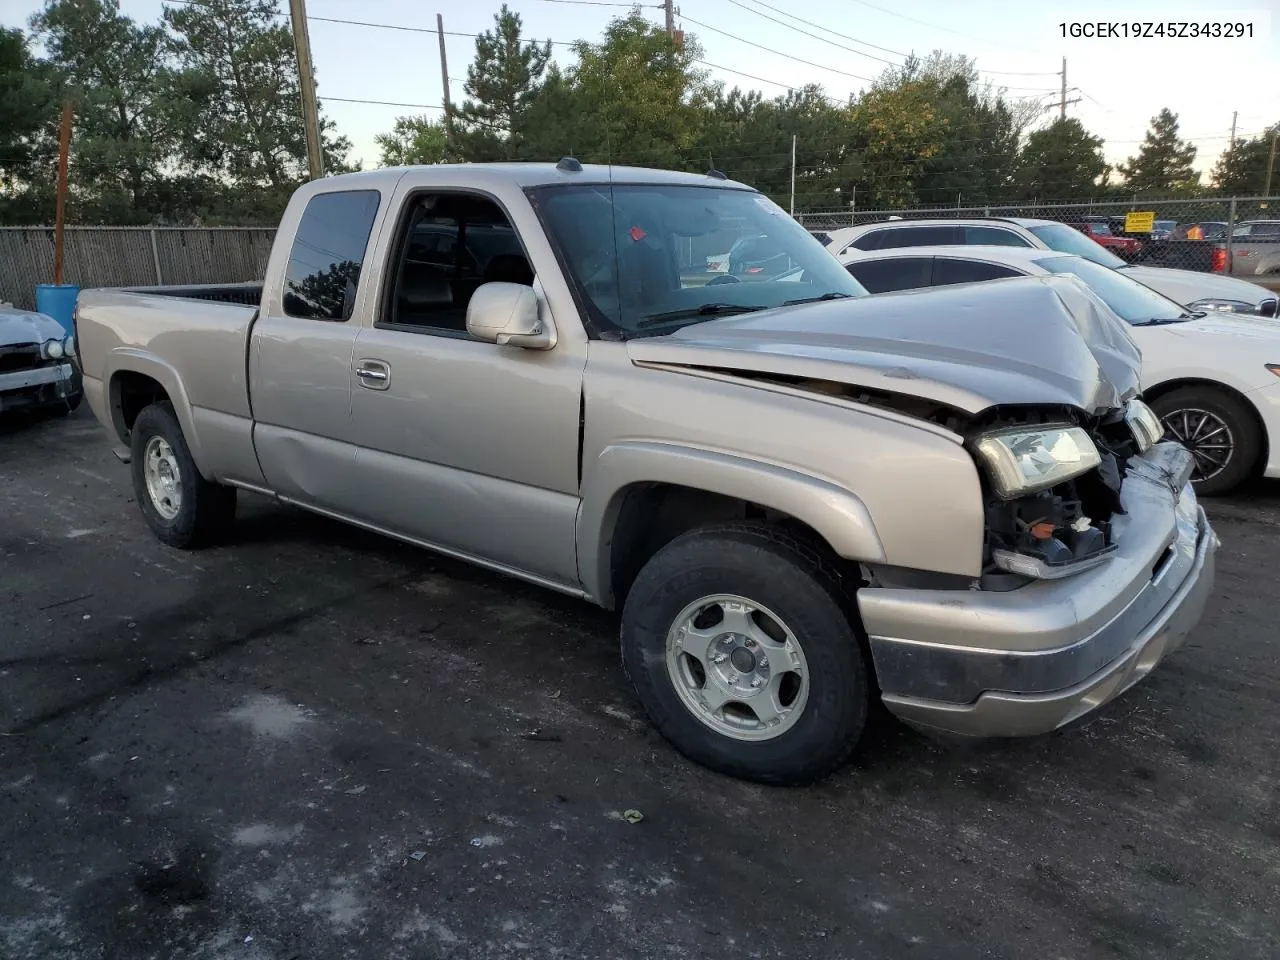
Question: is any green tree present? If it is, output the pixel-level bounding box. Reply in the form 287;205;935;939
1211;125;1279;195
1116;108;1199;195
375;115;449;166
0;27;60;223
164;0;352;220
569;11;712;168
452;4;552;161
30;0;197;223
1014;118;1108;200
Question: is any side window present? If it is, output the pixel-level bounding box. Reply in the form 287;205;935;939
844;257;932;294
283;190;381;321
382;192;533;335
850;229;886;251
875;225;961;249
963;226;1032;247
931;258;1024;287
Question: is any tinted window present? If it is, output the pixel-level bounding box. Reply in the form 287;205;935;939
283;190;381;321
845;257;932;294
932;258;1025;286
873;225;960;249
963;225;1031;247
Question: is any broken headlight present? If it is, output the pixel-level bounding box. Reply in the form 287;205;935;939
974;425;1101;499
1123;398;1164;453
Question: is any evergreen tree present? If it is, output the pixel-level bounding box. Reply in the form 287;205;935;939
1015;118;1108;199
452;5;551;162
1116;108;1199;194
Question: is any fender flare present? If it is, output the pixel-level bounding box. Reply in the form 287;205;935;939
577;440;886;606
104;348;212;478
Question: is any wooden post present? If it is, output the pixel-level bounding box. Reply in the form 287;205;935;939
54;101;73;285
437;14;453;155
289;0;324;180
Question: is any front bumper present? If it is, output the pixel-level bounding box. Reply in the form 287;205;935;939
0;361;79;411
859;442;1217;738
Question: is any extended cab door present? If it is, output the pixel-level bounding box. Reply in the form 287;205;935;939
343;183;586;589
249;188;383;509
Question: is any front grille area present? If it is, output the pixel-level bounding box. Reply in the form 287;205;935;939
0;346;40;374
1260;298;1278;319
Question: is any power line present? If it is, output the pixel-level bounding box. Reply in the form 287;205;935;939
725;0;1058;78
719;0;898;67
679;13;876;83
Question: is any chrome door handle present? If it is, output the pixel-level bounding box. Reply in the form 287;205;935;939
355;360;391;390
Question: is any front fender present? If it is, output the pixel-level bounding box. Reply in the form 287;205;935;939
577;440;887;606
104;348;211;478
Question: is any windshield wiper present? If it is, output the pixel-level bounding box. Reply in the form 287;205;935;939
634;303;765;328
782;292;854;306
1133;315;1195;326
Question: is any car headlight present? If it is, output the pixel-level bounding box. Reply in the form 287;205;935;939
40;339;66;360
1124;398;1164;453
1188;297;1259;314
974;425;1102;499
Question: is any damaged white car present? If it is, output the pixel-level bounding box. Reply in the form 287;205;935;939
0;305;82;416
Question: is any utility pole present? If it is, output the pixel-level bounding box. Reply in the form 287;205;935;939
1045;58;1081;121
789;134;796;216
1059;57;1066;121
664;0;675;37
1266;131;1279;197
1229;110;1238;151
53;101;72;286
289;0;324;180
437;14;454;157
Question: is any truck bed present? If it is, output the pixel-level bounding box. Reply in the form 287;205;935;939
75;284;260;432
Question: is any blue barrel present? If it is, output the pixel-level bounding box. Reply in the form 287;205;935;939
35;283;80;337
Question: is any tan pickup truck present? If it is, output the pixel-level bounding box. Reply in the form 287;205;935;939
72;162;1217;784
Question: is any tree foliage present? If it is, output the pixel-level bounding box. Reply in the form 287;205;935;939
0;26;59;221
1212;124;1279;195
376;115;449;167
1014;118;1108;199
1116;108;1199;195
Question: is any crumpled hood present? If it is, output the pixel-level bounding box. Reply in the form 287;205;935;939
0;306;67;348
628;275;1142;416
1120;264;1274;309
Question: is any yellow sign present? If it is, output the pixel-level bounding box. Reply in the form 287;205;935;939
1124;211;1156;234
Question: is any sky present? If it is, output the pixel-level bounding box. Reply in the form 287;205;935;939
3;0;1278;183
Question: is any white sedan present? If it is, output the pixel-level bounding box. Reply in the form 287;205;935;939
836;244;1280;495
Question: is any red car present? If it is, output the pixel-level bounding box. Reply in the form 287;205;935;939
1069;219;1142;258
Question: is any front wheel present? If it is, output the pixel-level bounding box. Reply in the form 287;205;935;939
1150;386;1261;496
620;522;870;785
129;403;236;548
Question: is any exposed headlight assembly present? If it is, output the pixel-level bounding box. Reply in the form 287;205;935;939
1188;297;1259;314
1124;398;1165;453
40;338;66;360
974;425;1101;499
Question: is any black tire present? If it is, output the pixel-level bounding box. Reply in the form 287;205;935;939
1149;386;1261;496
129;403;236;548
620;522;870;786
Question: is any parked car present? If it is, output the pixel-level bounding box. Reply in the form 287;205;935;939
1069;218;1143;258
838;243;1280;494
1152;219;1177;241
73;162;1215;785
820;218;1278;316
0;305;82;416
1225;220;1280;278
1172;222;1228;241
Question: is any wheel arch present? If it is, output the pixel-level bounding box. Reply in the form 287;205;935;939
1143;376;1270;474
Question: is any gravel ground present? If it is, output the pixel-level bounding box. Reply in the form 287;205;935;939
2;407;1278;960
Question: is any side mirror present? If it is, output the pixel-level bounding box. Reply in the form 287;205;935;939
465;282;555;349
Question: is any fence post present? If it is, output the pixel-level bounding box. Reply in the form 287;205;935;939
149;228;163;284
1225;197;1237;273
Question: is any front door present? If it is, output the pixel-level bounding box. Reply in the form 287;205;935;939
345;189;585;588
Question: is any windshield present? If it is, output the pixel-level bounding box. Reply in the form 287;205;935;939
1027;223;1126;268
1087;221;1112;235
1034;255;1193;324
531;183;867;337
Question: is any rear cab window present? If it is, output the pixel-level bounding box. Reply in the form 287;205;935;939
283;190;381;321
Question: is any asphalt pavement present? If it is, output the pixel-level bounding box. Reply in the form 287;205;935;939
2;407;1278;960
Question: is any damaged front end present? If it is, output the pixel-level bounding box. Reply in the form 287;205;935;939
969;397;1167;588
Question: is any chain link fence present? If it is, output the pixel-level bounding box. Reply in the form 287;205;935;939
797;197;1280;278
0;226;277;311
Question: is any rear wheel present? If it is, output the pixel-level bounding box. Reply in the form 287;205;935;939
620;522;870;785
129;403;236;548
1150;386;1261;496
